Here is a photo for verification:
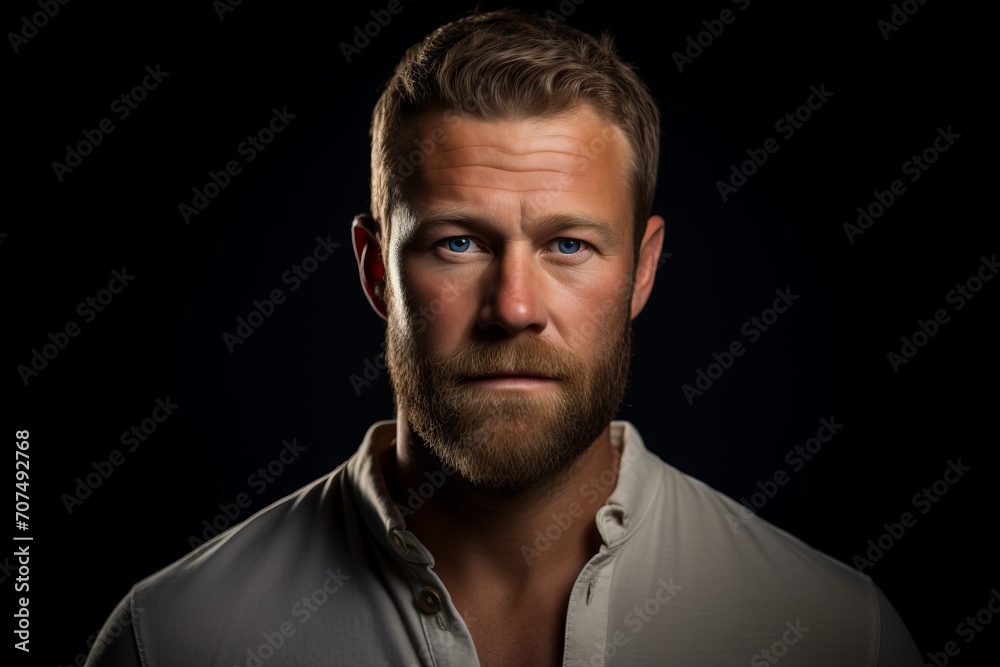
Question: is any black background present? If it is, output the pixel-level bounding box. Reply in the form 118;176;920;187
6;0;996;664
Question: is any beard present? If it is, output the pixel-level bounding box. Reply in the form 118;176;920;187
384;277;633;493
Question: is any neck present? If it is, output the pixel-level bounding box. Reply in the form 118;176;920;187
385;416;621;588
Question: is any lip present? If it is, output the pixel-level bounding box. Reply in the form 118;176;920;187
460;374;559;389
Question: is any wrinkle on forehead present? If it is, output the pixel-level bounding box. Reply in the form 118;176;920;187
424;146;590;175
422;112;620;181
394;106;630;245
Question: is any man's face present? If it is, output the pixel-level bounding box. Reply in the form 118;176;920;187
384;105;637;492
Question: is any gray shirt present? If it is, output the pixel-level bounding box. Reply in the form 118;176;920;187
86;420;922;666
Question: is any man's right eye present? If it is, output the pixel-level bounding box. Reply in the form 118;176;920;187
439;237;482;253
446;237;471;252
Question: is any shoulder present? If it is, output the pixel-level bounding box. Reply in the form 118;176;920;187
613;422;869;589
621;446;873;597
607;423;921;664
87;421;407;665
133;420;398;604
124;455;371;663
84;463;353;667
139;462;350;596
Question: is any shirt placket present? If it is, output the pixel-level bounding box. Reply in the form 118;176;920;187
390;527;480;667
562;503;627;667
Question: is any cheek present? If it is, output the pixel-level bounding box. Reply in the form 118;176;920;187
400;271;471;351
557;283;630;349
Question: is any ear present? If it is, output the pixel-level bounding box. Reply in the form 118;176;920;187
352;213;388;320
630;215;665;319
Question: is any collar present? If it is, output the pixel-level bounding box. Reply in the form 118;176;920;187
346;420;659;565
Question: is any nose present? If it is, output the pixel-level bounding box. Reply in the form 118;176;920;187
477;246;548;336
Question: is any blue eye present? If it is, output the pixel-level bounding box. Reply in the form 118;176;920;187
556;239;582;254
446;237;472;253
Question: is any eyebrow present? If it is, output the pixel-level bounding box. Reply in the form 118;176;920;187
410;206;624;249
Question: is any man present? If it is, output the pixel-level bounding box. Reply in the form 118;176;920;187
87;9;921;666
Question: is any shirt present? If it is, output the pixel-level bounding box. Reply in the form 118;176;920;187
86;420;922;666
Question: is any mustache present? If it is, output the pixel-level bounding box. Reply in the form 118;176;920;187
430;338;580;381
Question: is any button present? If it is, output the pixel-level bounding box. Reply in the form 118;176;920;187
418;587;442;614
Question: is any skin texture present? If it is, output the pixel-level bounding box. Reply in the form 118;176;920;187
353;104;664;666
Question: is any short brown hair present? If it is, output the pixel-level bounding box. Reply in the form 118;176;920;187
370;9;661;263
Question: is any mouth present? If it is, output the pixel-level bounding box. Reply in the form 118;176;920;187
462;371;556;380
459;372;560;388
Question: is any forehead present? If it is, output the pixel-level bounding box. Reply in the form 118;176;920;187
393;105;632;240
